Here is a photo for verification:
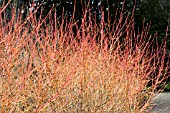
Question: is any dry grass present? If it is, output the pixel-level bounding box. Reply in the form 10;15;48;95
0;1;169;113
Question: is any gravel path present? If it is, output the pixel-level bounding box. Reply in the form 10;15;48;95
151;92;170;113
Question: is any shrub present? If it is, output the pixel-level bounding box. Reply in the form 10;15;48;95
0;1;169;113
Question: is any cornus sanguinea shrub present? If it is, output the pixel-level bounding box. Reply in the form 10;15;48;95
0;2;169;113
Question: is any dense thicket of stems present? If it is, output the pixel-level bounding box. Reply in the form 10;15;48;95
0;1;169;113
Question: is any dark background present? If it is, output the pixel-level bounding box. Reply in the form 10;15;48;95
1;0;170;50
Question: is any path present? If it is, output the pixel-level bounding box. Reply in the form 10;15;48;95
151;92;170;113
